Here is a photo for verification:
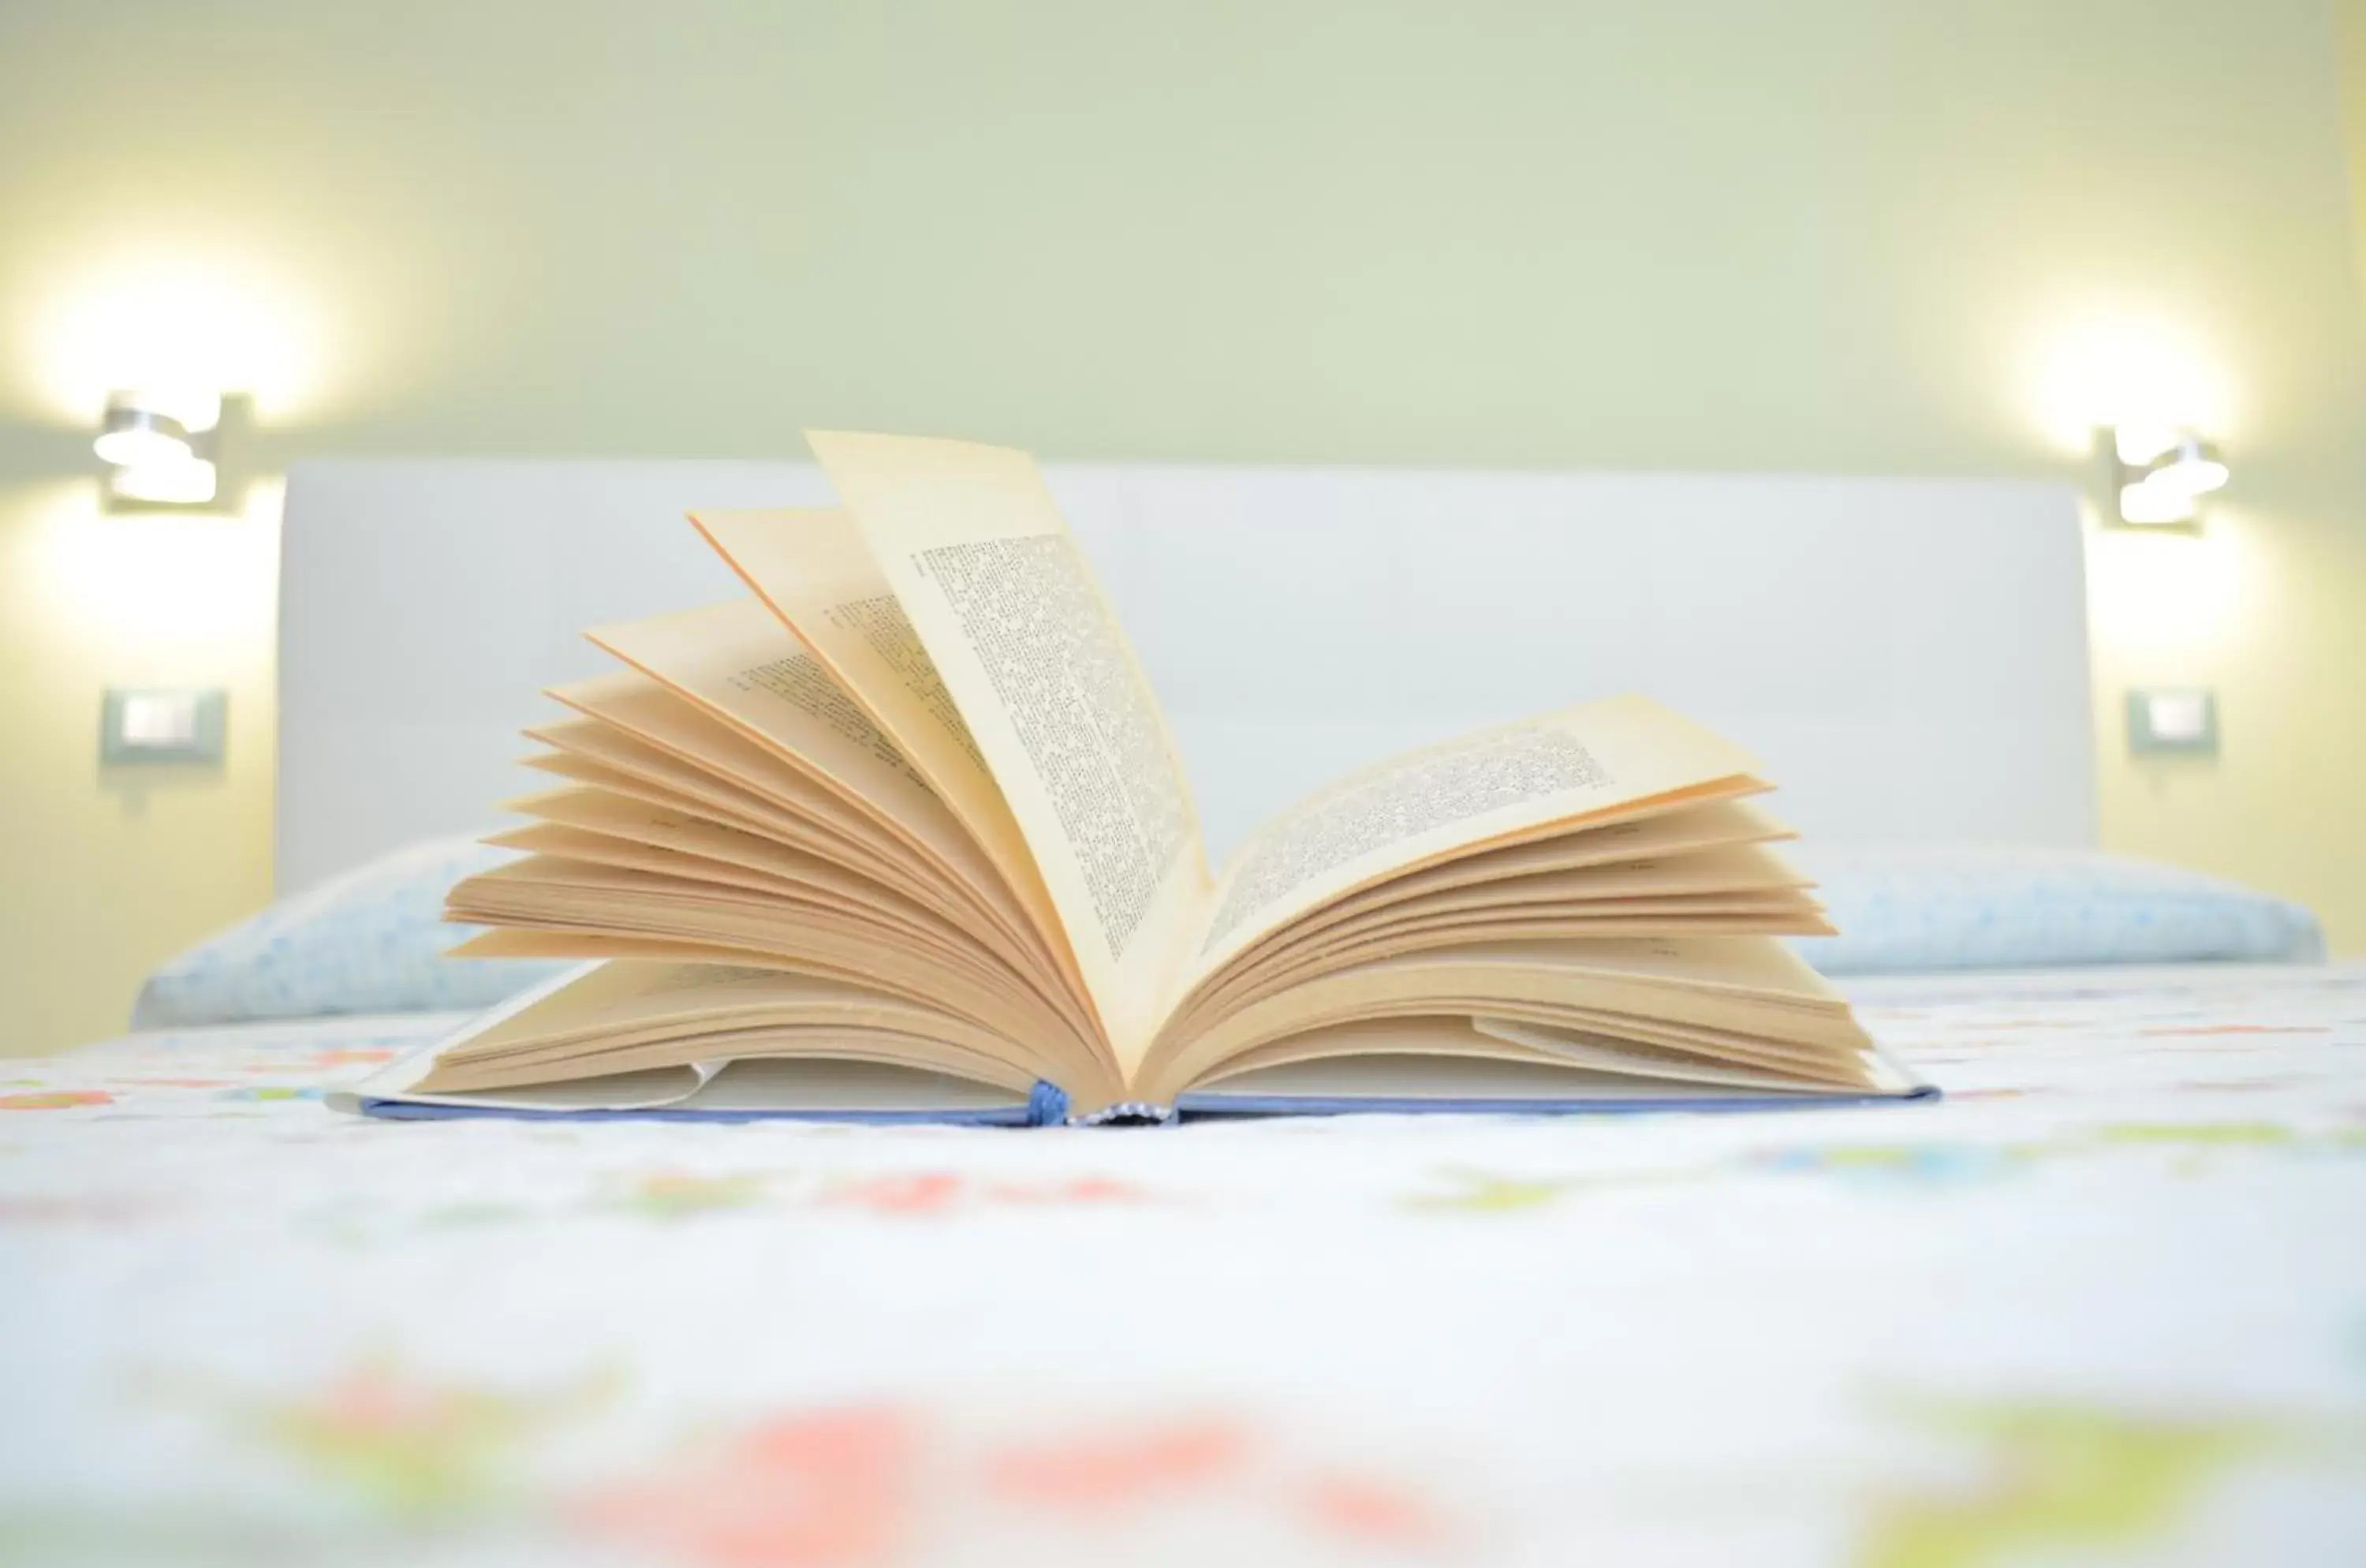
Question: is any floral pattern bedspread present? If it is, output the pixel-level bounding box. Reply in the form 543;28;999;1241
2;963;2363;1566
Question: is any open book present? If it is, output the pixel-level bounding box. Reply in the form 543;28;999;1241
349;432;1931;1125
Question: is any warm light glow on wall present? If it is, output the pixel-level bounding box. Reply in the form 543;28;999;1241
13;477;282;665
14;246;332;428
2025;313;2234;458
2083;502;2258;669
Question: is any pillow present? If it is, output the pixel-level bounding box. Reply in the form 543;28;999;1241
138;837;2323;1024
132;835;571;1029
1789;845;2326;976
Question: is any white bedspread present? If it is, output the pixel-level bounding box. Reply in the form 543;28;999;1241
3;965;2363;1566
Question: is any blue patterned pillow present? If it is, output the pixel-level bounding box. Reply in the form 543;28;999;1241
132;836;569;1028
1791;846;2325;976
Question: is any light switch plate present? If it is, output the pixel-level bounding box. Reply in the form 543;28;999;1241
101;688;227;766
2127;688;2217;756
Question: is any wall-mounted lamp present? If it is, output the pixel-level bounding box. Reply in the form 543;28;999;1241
2110;425;2229;527
94;390;235;510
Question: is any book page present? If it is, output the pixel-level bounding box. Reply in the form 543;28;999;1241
691;506;1080;998
407;960;1042;1100
558;631;1095;1044
543;676;930;860
1183;696;1766;985
1141;935;1868;1103
1203;819;1801;985
446;857;1091;1077
584;600;1039;944
807;431;1209;1062
1240;797;1789;935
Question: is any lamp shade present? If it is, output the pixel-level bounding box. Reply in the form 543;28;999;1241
93;398;195;469
2143;435;2230;498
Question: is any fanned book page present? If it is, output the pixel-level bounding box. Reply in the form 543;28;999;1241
345;432;1935;1126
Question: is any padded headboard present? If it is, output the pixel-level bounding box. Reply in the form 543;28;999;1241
278;458;2094;895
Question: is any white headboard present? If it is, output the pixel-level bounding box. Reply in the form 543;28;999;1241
278;458;2094;895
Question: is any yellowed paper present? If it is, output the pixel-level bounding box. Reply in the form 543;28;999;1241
416;961;1038;1097
1211;836;1812;984
446;857;1096;1082
582;601;1065;983
808;430;1211;1065
1185;696;1766;984
1143;936;1868;1101
692;506;1080;997
522;715;937;904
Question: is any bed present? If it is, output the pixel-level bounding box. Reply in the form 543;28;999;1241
5;458;2360;1565
9;961;2362;1563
